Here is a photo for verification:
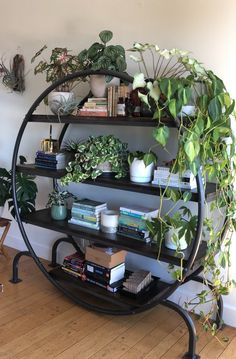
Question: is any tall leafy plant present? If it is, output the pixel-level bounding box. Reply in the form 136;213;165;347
130;42;236;335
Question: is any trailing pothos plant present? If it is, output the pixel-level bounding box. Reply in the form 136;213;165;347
61;135;128;185
129;42;236;336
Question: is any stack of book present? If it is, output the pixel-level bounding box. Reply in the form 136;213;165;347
122;270;152;295
78;97;108;117
68;199;107;230
35;151;69;170
152;166;197;189
84;244;127;292
118;205;159;242
61;252;85;279
107;85;130;116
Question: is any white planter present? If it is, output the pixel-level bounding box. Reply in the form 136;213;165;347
48;91;74;115
165;227;187;250
179;105;196;117
90;75;106;98
130;158;155;183
0;206;4;218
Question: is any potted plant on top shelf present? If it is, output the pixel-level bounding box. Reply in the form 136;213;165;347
129;42;236;335
78;30;127;97
31;46;81;115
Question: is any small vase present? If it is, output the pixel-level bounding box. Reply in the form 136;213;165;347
90;75;106;98
130;158;155;183
51;205;67;220
48;91;74;115
165;228;188;250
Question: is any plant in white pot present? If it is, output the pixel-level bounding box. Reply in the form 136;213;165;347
46;189;76;221
78;30;127;97
31;46;81;115
128;151;157;183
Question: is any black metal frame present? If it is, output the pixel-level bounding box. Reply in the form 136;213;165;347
10;69;218;359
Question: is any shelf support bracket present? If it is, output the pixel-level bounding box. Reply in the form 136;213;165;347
49;236;84;267
9;250;32;284
162;299;200;359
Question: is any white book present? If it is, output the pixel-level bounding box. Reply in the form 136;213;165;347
119;205;158;218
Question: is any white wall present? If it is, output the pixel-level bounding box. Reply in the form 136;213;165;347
1;0;236;326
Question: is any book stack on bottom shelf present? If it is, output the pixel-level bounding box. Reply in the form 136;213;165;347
84;244;127;293
118;205;159;243
61;252;85;279
68;199;107;230
78;97;108;117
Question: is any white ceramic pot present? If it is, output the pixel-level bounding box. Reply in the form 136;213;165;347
165;227;187;250
48;91;74;115
130;158;155;183
90;75;107;98
0;206;4;218
179;105;196;117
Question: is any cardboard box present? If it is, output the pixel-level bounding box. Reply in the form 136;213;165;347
85;245;127;268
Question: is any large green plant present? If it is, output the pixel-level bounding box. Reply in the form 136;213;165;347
78;30;127;80
61;135;128;185
0;167;38;217
130;43;236;336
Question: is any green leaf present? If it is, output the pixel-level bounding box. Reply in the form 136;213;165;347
183;191;192;202
143;152;157;167
99;30;113;44
168;99;177;118
184;141;199;162
208;96;222;122
153;126;170;147
138;92;150;107
147;81;160;102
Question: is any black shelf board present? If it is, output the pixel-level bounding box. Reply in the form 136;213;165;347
16;163;217;202
22;208;207;267
49;267;169;309
30;114;177;127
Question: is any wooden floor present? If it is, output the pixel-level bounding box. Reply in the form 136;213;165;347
0;248;236;359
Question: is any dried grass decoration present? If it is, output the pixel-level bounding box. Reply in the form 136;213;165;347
0;54;25;92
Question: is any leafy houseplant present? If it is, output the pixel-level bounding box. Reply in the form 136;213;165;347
0;167;38;218
46;189;76;220
128;150;157;183
78;30;127;76
61;135;128;186
130;42;236;335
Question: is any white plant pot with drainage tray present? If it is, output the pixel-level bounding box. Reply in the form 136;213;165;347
130;158;155;183
48;91;74;115
165;227;188;250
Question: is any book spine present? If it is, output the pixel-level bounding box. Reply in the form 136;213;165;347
86;277;119;293
68;218;100;229
71;208;101;217
73;204;106;212
61;266;83;278
71;216;99;225
118;225;149;239
118;215;147;231
119;208;158;218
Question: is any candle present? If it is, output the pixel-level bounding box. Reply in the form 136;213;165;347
101;210;119;234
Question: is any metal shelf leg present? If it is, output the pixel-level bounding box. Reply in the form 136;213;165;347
49;236;84;267
9;251;32;284
162;299;200;359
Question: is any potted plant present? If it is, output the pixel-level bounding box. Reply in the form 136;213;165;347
0;166;38;218
61;135;128;186
78;30;127;97
130;42;236;334
46;188;76;220
31;46;81;114
128;150;157;183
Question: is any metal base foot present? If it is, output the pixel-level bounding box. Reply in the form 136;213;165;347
9;250;32;284
162;300;200;359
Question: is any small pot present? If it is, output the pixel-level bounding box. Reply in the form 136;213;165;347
51;205;67;220
90;75;107;98
165;227;187;250
48;91;74;115
130;158;155;183
0;206;4;218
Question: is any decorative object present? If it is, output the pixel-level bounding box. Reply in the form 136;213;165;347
40;125;59;153
46;188;75;221
0;54;25;92
61;135;128;185
101;210;119;233
48;91;75;115
128;151;157;183
131;43;236;335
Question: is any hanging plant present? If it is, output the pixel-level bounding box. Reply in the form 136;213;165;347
129;42;236;336
0;54;25;92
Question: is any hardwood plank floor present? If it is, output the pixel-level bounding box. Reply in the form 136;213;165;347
0;247;236;359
